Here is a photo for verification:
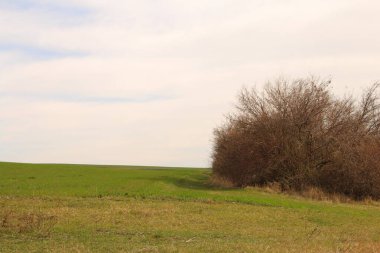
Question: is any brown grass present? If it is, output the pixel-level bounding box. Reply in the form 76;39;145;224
0;209;57;237
208;175;235;188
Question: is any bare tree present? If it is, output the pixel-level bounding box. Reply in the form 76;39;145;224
212;77;380;199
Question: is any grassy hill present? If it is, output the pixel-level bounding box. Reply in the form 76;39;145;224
1;162;380;252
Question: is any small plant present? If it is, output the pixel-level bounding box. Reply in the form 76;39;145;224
212;77;380;199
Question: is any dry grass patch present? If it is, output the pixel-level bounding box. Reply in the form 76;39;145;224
0;209;57;237
1;196;380;252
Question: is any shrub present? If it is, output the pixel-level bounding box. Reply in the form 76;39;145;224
212;77;380;199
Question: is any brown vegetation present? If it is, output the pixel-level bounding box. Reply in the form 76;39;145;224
212;77;380;199
0;210;57;236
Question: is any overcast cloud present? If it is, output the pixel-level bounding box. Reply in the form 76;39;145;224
1;0;379;167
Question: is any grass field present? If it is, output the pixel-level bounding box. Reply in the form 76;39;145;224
1;162;380;252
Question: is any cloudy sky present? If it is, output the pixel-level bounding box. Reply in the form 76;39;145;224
1;0;379;167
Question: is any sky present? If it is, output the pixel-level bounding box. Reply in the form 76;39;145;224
1;0;379;167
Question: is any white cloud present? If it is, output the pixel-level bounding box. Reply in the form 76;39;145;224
1;0;379;166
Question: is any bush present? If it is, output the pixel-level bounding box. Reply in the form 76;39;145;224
212;77;380;199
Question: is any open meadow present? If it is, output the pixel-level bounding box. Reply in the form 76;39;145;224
1;162;380;252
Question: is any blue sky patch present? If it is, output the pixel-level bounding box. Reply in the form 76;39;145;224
0;0;92;24
0;92;176;104
0;43;87;60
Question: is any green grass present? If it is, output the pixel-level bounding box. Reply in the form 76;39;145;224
1;162;380;252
